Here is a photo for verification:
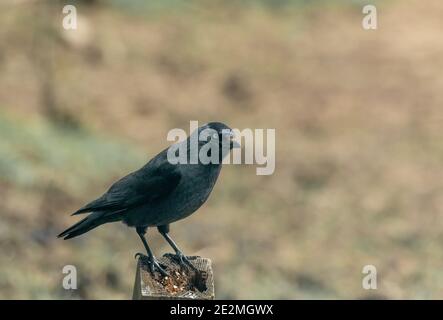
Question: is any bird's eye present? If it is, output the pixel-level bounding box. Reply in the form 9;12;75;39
212;133;218;139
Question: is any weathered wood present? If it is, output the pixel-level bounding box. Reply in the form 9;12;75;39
132;254;215;300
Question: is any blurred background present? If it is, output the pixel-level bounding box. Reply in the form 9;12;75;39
1;0;443;299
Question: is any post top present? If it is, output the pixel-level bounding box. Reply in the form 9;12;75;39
133;254;215;300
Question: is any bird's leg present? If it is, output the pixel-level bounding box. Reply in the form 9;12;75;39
135;226;169;276
157;224;197;271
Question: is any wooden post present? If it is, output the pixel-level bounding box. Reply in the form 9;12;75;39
132;254;215;300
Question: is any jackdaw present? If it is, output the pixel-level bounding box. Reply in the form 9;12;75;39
58;122;239;275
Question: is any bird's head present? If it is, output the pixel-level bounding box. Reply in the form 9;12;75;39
182;122;240;164
197;122;240;151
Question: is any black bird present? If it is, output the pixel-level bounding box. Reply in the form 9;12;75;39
58;122;239;275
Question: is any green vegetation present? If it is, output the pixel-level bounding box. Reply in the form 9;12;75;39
0;110;143;195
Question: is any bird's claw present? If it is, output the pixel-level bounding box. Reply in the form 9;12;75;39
150;259;169;277
134;252;169;277
134;252;143;260
174;252;198;271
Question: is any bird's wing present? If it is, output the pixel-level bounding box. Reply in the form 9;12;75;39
72;154;181;215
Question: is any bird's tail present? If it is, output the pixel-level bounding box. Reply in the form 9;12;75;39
58;211;121;240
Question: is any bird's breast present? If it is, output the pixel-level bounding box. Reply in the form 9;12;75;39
124;164;222;227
